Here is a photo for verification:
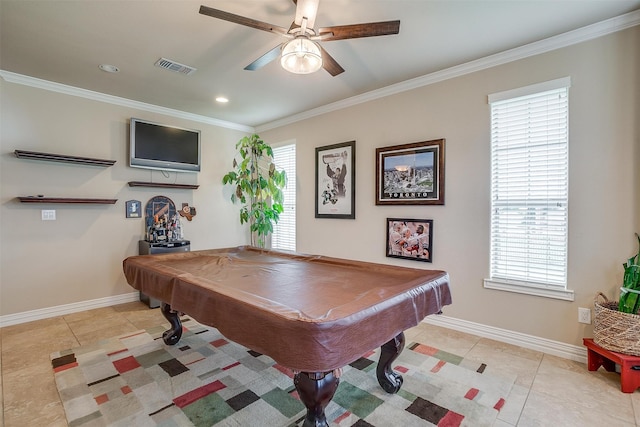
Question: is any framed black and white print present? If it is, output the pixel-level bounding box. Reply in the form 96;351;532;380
376;139;445;205
386;218;433;262
315;141;355;219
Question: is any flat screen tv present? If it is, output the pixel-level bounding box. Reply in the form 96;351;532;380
129;118;201;173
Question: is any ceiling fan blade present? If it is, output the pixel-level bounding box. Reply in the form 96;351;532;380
244;45;283;71
199;5;289;36
318;45;344;76
294;0;319;29
318;20;400;41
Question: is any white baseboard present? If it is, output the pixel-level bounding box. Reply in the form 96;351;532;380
0;292;140;327
424;314;587;364
0;293;587;363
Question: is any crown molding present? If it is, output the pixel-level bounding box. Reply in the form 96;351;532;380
2;9;638;134
255;9;640;132
0;70;254;133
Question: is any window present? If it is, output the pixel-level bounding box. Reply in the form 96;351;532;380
485;77;573;301
272;143;296;251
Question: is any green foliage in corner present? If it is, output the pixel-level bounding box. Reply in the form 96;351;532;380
619;233;640;313
222;134;287;248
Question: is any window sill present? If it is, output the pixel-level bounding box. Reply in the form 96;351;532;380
483;278;574;301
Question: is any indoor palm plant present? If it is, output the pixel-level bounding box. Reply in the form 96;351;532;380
222;134;287;248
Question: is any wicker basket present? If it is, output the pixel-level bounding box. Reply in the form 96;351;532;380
593;292;640;356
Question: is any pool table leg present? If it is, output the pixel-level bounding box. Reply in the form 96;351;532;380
294;370;339;427
376;332;405;393
160;302;183;346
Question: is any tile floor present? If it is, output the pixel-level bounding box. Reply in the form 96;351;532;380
1;301;639;426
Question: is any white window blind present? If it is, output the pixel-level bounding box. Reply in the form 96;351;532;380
488;78;569;291
272;143;296;251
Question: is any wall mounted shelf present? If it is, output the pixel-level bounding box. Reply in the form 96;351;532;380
15;149;117;205
128;181;199;190
17;197;118;204
14;150;116;167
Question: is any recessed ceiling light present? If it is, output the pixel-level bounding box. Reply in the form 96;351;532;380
215;97;229;103
99;64;120;73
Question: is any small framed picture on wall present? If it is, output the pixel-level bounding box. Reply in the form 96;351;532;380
125;200;142;218
386;218;433;262
315;141;356;219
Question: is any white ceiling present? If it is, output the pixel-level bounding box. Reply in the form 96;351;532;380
1;1;639;129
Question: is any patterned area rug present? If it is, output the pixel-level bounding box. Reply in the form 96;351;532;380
51;318;515;426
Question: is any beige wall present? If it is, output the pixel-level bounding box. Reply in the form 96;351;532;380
1;26;638;350
0;81;250;315
260;26;640;347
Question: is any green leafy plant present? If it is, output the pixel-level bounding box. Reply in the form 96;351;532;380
618;233;640;313
222;134;287;248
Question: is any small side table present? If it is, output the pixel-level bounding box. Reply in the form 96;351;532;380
583;338;640;393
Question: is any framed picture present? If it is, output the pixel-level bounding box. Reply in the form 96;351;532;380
375;139;445;205
386;218;433;262
125;200;142;218
315;141;356;219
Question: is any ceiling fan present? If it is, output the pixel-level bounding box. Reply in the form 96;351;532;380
199;0;400;76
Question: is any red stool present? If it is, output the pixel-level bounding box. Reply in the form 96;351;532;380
583;338;640;393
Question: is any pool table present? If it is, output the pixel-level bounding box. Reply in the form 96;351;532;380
123;246;451;426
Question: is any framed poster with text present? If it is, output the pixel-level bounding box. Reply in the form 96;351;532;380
376;139;445;205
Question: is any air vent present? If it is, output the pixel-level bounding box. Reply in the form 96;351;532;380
154;58;197;75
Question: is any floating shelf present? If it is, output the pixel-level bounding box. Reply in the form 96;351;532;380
128;181;199;190
14;150;116;167
18;197;118;204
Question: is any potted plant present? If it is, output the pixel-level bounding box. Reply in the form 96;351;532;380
593;233;640;356
222;134;287;248
619;233;640;313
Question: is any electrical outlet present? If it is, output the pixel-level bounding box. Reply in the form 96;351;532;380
41;209;56;221
578;307;591;324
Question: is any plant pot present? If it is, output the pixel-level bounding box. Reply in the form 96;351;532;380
593;292;640;356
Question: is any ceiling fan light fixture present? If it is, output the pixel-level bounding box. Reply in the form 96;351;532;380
280;37;322;74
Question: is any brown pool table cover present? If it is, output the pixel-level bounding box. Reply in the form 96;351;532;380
123;246;452;372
